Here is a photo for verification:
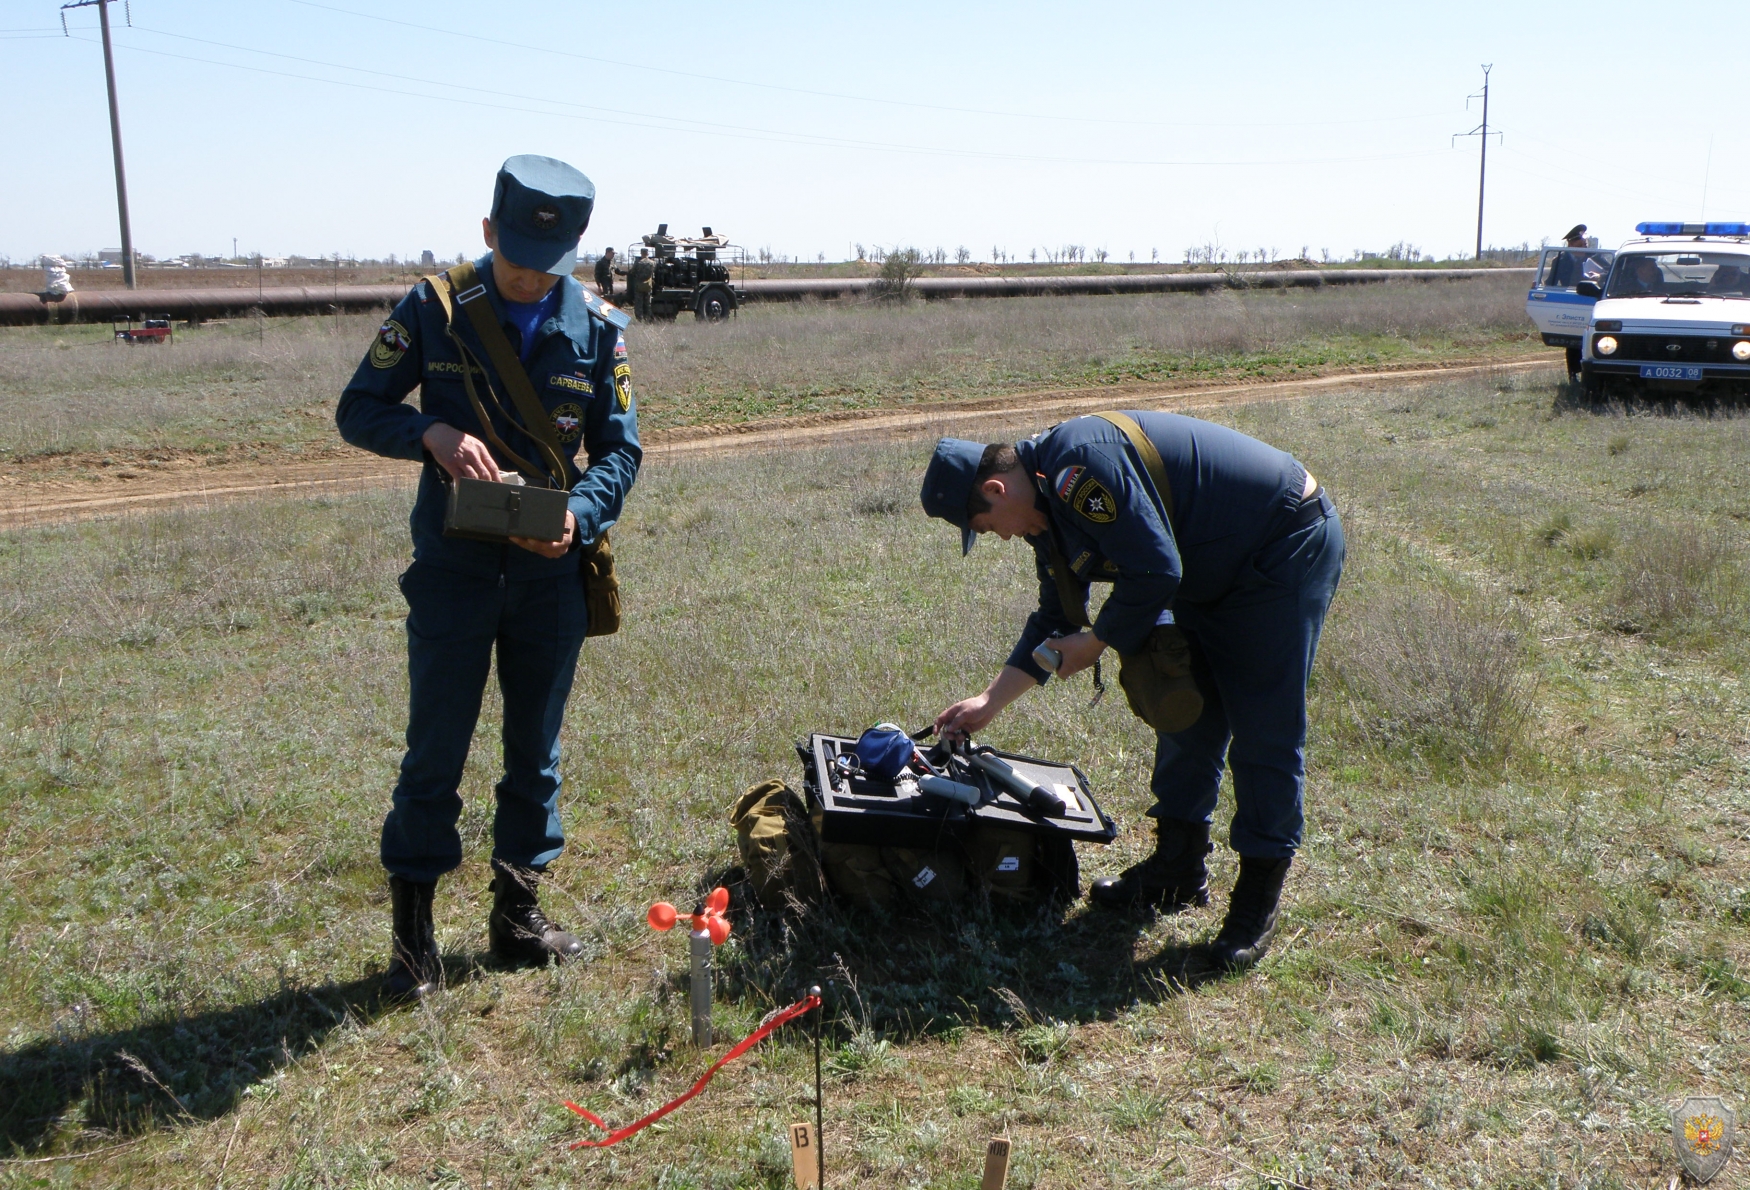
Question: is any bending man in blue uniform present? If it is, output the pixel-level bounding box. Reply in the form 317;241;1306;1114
922;412;1342;970
337;155;640;1000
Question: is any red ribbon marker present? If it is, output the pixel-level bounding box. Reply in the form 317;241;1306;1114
563;993;822;1149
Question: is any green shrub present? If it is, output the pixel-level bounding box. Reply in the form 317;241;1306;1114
1614;527;1745;640
1326;584;1537;767
874;248;923;301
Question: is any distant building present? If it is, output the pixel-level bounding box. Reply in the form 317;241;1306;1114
420;250;436;268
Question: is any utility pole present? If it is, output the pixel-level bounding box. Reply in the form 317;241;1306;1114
62;0;137;289
1452;65;1501;262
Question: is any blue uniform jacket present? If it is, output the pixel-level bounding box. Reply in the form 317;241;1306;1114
1008;411;1308;680
336;252;641;580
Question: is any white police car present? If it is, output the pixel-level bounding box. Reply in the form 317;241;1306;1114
1527;241;1614;379
1580;222;1750;400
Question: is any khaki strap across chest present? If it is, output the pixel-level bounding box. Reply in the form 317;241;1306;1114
1092;411;1174;524
1047;411;1177;627
423;263;575;488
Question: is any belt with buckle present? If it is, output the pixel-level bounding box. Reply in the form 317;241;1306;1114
1285;485;1332;533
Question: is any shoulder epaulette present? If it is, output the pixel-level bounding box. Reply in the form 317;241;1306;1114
579;284;633;330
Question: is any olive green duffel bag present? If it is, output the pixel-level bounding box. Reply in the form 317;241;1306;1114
730;780;1076;911
1117;621;1205;735
729;780;826;909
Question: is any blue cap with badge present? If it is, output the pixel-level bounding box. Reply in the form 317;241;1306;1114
920;437;988;555
490;154;595;277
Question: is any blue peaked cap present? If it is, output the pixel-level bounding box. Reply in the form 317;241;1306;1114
491;154;594;277
920;437;987;555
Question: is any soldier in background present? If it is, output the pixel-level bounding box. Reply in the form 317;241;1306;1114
630;248;655;321
593;245;616;298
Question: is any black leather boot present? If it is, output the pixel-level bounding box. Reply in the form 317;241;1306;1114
1207;855;1292;971
1089;817;1212;912
384;875;441;1001
489;861;584;966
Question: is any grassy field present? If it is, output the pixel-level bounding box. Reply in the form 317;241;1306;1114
0;276;1539;464
1;368;1746;1187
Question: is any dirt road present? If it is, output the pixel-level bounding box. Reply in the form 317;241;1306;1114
0;357;1556;529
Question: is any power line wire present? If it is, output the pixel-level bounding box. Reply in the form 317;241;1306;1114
282;0;1461;133
71;30;1456;170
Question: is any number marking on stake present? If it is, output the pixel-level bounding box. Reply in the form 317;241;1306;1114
790;1122;817;1190
981;1136;1011;1190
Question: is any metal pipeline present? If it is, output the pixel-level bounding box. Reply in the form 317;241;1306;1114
0;284;406;326
0;268;1531;326
741;267;1531;302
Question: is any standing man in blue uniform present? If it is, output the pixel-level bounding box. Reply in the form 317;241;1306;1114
337;155;640;1000
921;412;1343;971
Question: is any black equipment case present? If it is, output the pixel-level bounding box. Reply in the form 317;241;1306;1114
800;733;1117;850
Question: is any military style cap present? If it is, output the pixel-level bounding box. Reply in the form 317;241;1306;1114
920;437;988;555
491;154;595;276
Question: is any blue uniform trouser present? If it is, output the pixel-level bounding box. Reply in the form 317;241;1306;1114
1148;505;1344;858
380;561;589;883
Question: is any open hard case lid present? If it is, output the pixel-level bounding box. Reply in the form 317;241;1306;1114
801;733;1117;848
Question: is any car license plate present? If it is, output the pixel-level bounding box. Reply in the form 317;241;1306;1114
1639;364;1703;381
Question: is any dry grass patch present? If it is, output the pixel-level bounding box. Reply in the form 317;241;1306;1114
0;372;1746;1187
0;275;1536;461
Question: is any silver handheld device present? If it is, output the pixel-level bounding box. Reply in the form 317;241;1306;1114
1031;639;1063;673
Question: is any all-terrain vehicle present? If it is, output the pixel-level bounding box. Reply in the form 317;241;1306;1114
1579;222;1750;401
623;225;743;321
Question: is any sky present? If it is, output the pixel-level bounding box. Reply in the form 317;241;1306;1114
5;0;1749;266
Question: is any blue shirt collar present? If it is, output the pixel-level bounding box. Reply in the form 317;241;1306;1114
552;270;595;351
475;250;594;353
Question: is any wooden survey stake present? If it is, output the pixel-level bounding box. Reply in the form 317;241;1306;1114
981;1136;1011;1190
789;1122;819;1190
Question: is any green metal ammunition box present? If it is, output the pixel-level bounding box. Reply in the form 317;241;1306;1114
443;477;569;544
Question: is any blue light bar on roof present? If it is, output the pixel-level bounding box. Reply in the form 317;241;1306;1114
1635;221;1750;235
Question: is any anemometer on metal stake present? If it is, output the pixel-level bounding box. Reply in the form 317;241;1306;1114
643;893;833;1188
632;891;1014;1189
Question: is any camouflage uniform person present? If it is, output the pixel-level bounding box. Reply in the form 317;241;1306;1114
630;249;655;321
592;245;616;298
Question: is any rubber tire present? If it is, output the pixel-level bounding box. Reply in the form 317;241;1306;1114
696;288;733;322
